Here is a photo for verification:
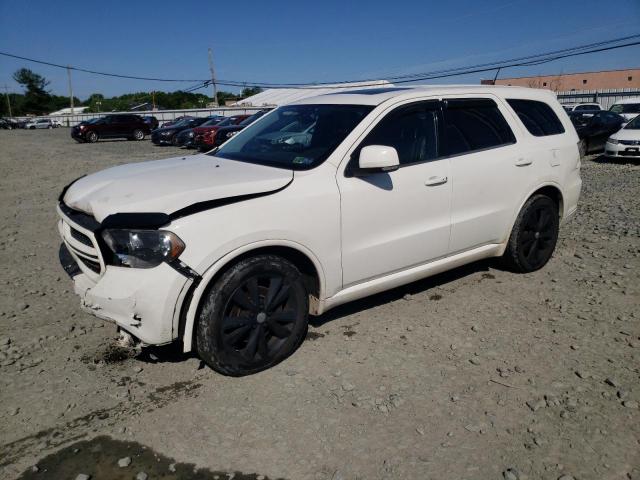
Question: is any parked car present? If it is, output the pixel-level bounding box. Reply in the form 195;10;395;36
160;116;193;128
562;103;602;116
570;110;626;155
51;119;63;128
25;118;54;129
56;86;581;376
193;114;250;151
142;116;159;131
604;114;640;160
609;97;640;122
71;114;151;143
211;110;271;148
0;118;19;129
174;116;226;148
151;117;215;146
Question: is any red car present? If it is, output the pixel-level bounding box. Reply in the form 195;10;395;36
193;115;250;151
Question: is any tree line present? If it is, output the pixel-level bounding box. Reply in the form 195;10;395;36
1;68;262;117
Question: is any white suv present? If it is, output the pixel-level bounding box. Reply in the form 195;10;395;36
57;85;581;376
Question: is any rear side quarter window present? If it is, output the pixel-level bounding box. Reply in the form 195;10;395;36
507;99;565;137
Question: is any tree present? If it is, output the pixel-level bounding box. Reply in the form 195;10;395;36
241;86;263;98
13;68;51;114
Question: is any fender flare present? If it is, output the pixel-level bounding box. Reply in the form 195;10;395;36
180;239;327;353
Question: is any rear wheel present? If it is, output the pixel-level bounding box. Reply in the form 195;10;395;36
197;255;309;376
502;194;559;273
86;131;98;143
132;129;144;141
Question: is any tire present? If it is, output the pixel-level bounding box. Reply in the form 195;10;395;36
197;255;309;376
132;129;144;141
86;131;98;143
48;125;53;129
29;126;35;130
502;194;559;273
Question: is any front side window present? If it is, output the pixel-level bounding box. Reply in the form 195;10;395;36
443;98;516;155
214;104;373;170
507;99;565;137
624;115;640;129
355;102;439;165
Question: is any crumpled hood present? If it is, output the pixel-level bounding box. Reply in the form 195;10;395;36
63;154;293;222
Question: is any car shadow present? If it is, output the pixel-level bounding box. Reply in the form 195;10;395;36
310;258;497;328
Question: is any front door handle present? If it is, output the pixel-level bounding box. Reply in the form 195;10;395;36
425;176;448;186
515;158;533;167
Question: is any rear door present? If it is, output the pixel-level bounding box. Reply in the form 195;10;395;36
338;100;451;286
441;96;526;254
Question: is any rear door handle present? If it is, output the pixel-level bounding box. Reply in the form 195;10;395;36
425;176;448;186
515;158;532;167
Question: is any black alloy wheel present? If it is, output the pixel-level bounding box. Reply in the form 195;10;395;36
502;194;559;273
197;255;309;376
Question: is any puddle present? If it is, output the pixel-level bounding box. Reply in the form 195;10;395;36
343;330;356;337
16;436;286;480
429;294;443;301
481;273;496;280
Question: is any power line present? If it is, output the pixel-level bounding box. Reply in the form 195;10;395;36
0;33;639;90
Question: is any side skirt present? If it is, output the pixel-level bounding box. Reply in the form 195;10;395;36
317;243;503;314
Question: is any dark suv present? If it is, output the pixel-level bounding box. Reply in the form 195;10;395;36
71;114;151;143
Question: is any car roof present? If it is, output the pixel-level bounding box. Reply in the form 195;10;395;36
289;84;558;106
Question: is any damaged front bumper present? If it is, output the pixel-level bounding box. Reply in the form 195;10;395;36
59;242;192;345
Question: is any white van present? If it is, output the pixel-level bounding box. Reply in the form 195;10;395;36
57;85;581;376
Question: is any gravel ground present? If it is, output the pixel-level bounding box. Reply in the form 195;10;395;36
0;128;639;480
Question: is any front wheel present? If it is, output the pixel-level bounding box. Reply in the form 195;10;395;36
502;194;559;273
86;131;98;143
132;129;144;141
197;255;309;376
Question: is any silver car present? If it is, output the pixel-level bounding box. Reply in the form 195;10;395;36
25;119;53;129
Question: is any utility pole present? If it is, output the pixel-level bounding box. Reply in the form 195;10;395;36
208;47;218;107
4;84;12;118
66;66;74;115
151;90;156;111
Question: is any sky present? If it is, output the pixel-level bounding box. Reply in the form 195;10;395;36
0;0;639;100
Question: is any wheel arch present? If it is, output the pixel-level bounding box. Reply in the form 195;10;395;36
500;182;564;255
179;241;326;353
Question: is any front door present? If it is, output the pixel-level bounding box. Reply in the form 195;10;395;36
338;100;451;287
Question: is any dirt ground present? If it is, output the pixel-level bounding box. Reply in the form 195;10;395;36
0;128;638;480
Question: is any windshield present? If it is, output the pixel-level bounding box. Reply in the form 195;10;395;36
610;103;640;114
212;104;374;170
624;115;640;129
86;117;104;124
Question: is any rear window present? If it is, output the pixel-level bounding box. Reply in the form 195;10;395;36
507;99;565;136
442;98;516;156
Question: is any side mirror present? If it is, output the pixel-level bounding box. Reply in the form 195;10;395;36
356;145;400;174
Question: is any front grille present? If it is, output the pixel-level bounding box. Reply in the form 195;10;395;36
58;203;104;278
70;227;93;247
78;256;101;273
620;140;640;146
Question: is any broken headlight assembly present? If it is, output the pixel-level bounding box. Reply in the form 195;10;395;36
101;229;185;268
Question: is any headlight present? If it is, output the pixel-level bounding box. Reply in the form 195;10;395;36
101;229;185;268
607;137;619;144
226;131;239;138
